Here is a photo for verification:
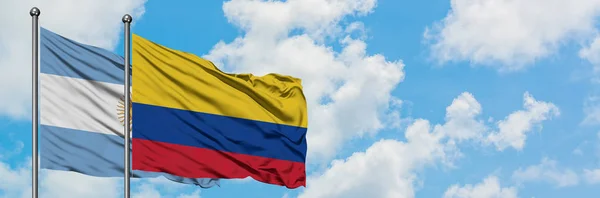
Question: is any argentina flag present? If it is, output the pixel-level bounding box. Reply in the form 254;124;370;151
39;26;219;187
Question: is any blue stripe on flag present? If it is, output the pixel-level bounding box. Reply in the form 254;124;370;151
40;27;129;85
133;102;308;163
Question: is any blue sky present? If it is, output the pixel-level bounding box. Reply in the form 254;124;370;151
1;0;600;197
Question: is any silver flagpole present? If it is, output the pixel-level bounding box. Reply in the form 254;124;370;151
29;7;40;198
122;14;132;198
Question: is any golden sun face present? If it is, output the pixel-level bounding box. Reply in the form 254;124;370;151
117;93;132;130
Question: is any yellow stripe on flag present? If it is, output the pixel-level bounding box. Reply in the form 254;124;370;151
131;34;308;128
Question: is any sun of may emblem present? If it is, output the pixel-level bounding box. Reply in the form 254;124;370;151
117;93;132;130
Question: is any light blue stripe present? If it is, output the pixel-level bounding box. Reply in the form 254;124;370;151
40;27;130;85
40;124;220;188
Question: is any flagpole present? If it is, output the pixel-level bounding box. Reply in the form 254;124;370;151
30;7;40;198
122;14;132;198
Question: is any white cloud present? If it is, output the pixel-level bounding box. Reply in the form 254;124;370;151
436;92;486;142
425;0;600;71
297;92;482;198
580;34;600;74
298;92;555;198
132;183;161;198
512;158;579;187
41;170;122;198
297;122;445;198
0;157;30;198
0;0;147;118
583;169;600;184
443;176;518;198
206;0;404;162
219;0;376;41
485;92;560;151
176;190;201;198
384;98;413;130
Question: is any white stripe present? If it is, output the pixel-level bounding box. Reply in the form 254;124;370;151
40;73;128;136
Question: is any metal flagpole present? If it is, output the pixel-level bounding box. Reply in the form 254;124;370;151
30;7;40;198
122;14;132;198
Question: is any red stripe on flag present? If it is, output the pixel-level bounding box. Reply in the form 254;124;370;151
132;138;306;188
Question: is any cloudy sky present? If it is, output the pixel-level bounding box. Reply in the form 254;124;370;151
1;0;600;197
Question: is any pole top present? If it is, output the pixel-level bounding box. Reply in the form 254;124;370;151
29;7;40;17
122;14;132;23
